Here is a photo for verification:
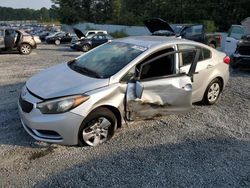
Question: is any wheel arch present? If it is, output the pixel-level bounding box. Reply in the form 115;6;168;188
216;76;224;91
208;40;216;48
85;105;123;129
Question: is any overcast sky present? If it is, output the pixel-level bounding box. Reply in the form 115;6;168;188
0;0;53;9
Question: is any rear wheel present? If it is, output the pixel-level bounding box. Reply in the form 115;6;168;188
209;43;216;49
55;40;61;45
78;107;117;147
203;78;222;105
19;43;32;55
82;44;91;52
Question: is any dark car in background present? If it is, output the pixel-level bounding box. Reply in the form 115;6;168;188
0;28;37;55
231;34;250;68
70;33;111;52
144;18;221;49
46;32;72;45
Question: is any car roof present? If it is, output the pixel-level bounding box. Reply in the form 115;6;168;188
114;36;206;49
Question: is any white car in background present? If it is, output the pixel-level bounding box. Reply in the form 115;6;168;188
224;25;247;55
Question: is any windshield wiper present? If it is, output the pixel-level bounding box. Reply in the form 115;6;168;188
69;64;102;78
80;67;102;78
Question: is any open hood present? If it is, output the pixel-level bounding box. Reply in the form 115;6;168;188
73;28;86;39
144;18;175;34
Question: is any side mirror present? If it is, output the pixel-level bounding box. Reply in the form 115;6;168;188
135;81;144;99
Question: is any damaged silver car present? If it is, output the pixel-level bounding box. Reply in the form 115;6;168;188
0;28;36;55
18;36;230;146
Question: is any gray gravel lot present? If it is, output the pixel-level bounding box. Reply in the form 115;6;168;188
0;44;249;187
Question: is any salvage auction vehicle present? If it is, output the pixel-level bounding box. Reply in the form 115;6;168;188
144;18;221;49
231;34;250;68
70;33;112;52
18;36;229;146
0;28;36;55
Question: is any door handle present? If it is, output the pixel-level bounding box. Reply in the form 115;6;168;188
207;64;213;69
226;40;231;43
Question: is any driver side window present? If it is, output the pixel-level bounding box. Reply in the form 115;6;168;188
120;47;176;82
137;48;176;80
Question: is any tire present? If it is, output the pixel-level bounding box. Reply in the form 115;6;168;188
78;107;117;147
82;44;91;52
209;43;216;49
19;43;32;55
203;78;222;105
55;40;61;45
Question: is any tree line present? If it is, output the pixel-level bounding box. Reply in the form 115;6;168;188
1;0;250;31
0;6;58;22
51;0;250;31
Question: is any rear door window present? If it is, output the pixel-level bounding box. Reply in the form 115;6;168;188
178;44;211;66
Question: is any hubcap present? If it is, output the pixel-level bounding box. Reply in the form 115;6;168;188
82;117;111;146
21;45;31;54
83;45;89;51
207;83;220;102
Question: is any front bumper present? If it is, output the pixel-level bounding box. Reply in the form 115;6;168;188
70;44;82;51
232;54;250;67
18;87;84;145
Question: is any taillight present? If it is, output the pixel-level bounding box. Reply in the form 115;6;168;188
223;56;230;65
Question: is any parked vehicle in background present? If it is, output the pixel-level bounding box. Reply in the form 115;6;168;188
0;28;36;55
32;35;41;44
71;33;112;52
144;18;221;49
224;25;249;56
46;32;72;45
231;34;250;68
38;31;57;41
73;28;108;39
18;36;229;146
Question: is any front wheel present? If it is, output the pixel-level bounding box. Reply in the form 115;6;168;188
55;40;61;45
78;107;117;147
203;78;222;105
19;43;32;55
82;44;91;52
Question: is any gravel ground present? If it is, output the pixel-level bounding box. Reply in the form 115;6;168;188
0;44;249;188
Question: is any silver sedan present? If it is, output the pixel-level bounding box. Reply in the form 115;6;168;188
18;36;230;146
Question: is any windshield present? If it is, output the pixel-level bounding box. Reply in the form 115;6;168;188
170;24;183;33
49;32;62;37
86;34;95;39
68;42;147;78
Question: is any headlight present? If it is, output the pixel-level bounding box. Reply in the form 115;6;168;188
238;40;243;44
37;95;89;114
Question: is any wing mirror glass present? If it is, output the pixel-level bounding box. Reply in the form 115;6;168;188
135;81;144;99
